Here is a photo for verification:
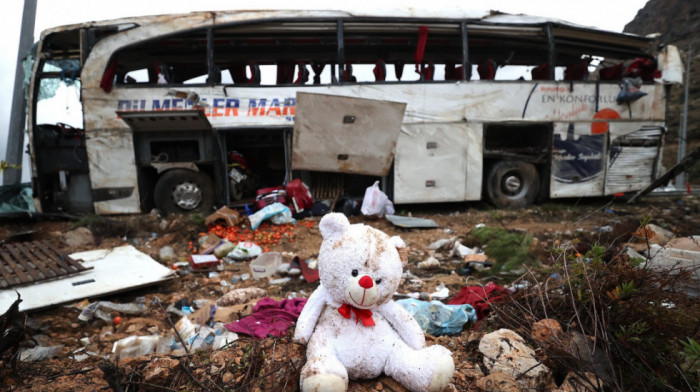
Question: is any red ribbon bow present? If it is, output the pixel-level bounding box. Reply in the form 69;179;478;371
338;303;375;327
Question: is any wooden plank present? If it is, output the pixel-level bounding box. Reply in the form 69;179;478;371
39;241;76;273
0;249;32;284
29;242;64;277
37;240;91;273
5;244;43;281
0;262;13;288
19;242;57;279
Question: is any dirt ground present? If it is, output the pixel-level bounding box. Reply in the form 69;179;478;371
0;194;698;391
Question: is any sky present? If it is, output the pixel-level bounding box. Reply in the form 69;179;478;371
0;0;649;181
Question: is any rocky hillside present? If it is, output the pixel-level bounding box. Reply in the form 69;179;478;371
624;0;700;144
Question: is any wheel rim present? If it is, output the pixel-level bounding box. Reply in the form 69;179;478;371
172;181;202;210
502;172;525;196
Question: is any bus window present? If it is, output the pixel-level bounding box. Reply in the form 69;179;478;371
213;22;337;86
112;29;208;86
343;22;463;83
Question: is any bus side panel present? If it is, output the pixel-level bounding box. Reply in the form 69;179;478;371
84;128;141;214
604;123;664;195
550;122;606;198
394;123;482;203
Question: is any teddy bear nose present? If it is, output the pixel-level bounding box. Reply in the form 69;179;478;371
358;275;374;289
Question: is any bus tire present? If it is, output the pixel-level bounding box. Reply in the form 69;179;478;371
154;169;214;215
486;161;540;208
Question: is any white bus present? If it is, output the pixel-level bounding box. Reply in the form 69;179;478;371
27;9;682;215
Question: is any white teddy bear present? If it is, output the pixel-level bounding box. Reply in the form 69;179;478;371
294;213;454;392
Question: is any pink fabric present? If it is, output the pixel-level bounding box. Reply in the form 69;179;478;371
448;282;508;320
225;297;307;339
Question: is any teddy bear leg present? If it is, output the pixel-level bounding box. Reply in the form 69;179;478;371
384;344;454;392
300;348;348;392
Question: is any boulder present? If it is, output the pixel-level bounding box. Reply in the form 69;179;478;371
479;328;550;389
63;227;95;249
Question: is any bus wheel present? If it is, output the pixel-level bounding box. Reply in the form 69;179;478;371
486;161;540;208
154;169;214;214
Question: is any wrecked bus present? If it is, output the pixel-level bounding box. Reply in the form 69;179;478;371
27;9;683;215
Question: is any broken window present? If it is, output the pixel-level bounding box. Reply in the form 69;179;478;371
213;22;338;86
342;22;462;83
112;29;209;86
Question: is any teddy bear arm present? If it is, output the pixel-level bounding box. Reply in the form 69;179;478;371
377;301;426;350
293;285;329;345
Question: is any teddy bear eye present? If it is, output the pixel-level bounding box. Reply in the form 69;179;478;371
351;269;358;277
375;278;382;284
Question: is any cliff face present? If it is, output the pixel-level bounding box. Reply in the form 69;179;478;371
624;0;700;143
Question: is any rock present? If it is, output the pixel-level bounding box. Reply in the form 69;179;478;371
159;246;175;262
479;329;550;389
475;371;520;392
531;319;563;345
63;227;95;249
143;357;180;384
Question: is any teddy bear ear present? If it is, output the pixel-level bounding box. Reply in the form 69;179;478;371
319;213;351;239
390;236;408;266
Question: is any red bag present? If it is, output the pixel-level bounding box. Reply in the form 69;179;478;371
285;179;313;214
255;186;287;210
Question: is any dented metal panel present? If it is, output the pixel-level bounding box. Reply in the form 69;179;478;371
84;129;140;214
394;123;482;203
291;93;406;176
605;125;663;195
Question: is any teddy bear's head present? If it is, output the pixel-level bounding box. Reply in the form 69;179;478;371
317;213;407;309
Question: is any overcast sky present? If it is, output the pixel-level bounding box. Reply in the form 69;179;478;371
0;0;649;179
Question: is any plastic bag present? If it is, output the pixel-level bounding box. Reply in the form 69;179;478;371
361;181;395;218
78;301;147;322
19;345;64;362
396;298;476;336
227;241;262;260
248;202;296;230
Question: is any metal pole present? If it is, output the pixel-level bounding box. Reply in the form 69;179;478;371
4;0;37;185
675;43;691;189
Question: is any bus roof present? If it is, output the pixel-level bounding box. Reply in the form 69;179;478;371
40;8;651;43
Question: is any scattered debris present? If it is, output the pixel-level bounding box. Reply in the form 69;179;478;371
417;256;441;269
0;245;175;312
385;214;439;228
215;288;267;307
205;206;243;227
449;282;508;319
250;252;282;279
226;297;306;339
397;298;476;335
361;180;395;218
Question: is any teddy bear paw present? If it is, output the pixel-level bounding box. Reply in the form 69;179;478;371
302;373;347;392
427;355;455;392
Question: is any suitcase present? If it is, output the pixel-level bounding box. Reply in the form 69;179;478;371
285;179;313;214
255;186;287;210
